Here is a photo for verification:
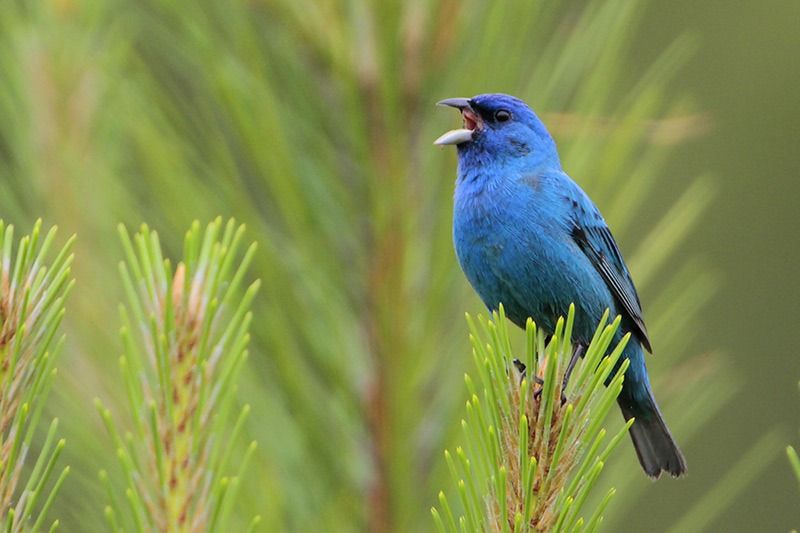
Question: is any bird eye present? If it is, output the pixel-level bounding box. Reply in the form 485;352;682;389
494;109;511;122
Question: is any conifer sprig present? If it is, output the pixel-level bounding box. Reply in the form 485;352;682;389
434;305;631;532
96;219;259;531
0;220;74;532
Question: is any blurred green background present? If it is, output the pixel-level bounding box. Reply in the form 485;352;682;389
0;0;797;531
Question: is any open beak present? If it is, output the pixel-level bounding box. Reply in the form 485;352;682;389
434;98;481;146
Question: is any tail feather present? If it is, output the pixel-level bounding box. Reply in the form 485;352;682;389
618;393;687;479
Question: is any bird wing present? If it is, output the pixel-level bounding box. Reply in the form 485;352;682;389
570;219;652;352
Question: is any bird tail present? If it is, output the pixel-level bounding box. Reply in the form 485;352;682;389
617;388;687;479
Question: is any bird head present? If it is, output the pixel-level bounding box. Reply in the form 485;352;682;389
434;93;559;167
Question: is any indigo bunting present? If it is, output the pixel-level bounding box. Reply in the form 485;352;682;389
436;93;686;478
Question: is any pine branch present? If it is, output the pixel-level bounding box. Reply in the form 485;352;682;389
434;305;631;532
0;220;74;532
96;219;259;531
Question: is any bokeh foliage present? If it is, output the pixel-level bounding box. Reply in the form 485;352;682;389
788;382;800;501
0;0;782;530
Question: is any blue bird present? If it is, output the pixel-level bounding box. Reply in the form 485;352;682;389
436;93;686;478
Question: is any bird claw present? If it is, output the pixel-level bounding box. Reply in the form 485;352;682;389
559;344;586;406
514;359;546;397
513;359;545;383
530;345;586;405
532;383;567;404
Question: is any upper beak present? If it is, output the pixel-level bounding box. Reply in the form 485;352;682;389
436;97;472;110
434;97;478;146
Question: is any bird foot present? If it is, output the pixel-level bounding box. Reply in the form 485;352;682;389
513;359;545;387
530;344;586;405
559;344;586;405
534;386;568;405
512;358;527;377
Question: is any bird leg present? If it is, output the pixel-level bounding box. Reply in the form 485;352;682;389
560;344;585;404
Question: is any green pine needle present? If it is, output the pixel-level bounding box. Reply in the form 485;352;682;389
788;447;800;489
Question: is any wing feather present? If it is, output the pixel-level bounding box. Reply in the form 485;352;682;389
571;222;652;352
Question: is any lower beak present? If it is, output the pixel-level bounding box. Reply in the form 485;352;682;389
434;97;477;146
434;128;474;146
